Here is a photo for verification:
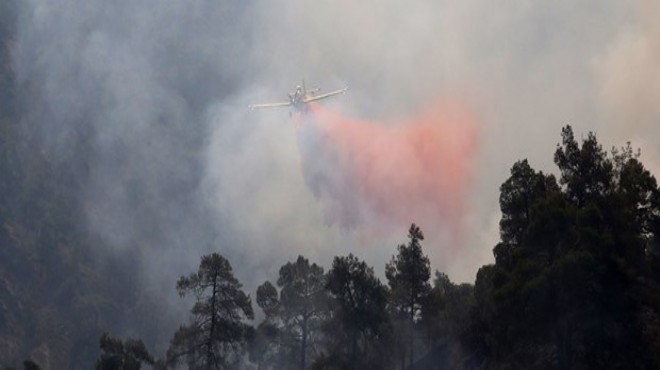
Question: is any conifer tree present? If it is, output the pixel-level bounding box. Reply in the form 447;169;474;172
167;253;254;369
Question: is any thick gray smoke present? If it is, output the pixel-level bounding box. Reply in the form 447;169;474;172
14;0;257;345
13;0;659;354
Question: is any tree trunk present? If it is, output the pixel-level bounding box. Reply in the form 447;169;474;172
409;294;415;367
351;327;357;370
301;315;307;370
207;273;218;370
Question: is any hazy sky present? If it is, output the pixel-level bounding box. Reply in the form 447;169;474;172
13;0;660;340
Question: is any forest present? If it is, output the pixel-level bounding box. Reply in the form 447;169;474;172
89;125;660;370
2;1;660;369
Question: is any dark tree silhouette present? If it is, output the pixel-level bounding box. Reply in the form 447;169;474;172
470;126;660;369
420;271;474;346
385;223;431;367
167;253;254;369
250;281;281;369
277;256;328;370
256;281;279;320
22;360;42;370
554;125;613;207
253;256;329;369
322;254;389;370
95;332;154;370
498;159;560;247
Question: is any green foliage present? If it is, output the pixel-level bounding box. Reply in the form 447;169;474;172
385;224;431;319
167;253;254;369
278;256;328;369
251;281;284;368
385;223;431;367
248;320;281;369
322;254;390;370
498;159;560;248
256;281;279;320
471;125;660;369
252;256;329;369
554;126;614;207
420;271;474;344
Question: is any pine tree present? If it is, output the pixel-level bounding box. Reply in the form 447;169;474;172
167;253;254;369
385;224;431;367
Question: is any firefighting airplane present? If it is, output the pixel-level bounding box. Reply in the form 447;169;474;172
248;80;347;112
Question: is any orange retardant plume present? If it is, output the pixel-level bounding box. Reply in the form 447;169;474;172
297;101;479;243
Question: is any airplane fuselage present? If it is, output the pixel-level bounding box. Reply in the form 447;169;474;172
249;81;347;112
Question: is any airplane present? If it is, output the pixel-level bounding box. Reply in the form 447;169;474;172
249;80;347;112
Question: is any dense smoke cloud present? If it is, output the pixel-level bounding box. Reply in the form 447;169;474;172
14;0;256;343
597;0;660;174
299;103;478;249
12;0;659;353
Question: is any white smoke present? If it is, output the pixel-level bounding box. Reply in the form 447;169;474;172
12;0;658;355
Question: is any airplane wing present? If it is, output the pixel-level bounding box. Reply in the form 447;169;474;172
302;88;348;103
248;102;292;110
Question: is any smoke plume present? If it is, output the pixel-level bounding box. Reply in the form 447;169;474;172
298;103;478;249
10;0;660;356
